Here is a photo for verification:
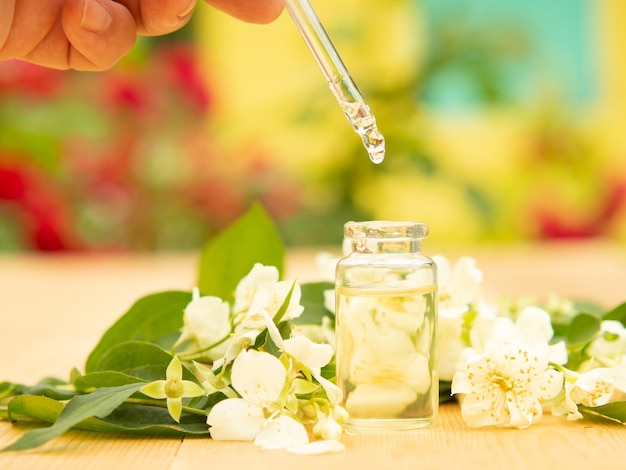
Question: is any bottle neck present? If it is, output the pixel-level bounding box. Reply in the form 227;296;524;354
350;238;423;254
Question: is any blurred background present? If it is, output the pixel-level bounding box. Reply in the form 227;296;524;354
1;0;626;252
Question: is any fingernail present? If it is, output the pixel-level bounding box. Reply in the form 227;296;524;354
178;0;196;19
81;0;112;33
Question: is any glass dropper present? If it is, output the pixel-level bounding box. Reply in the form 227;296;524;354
282;0;385;164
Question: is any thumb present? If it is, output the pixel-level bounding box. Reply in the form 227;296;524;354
62;0;137;71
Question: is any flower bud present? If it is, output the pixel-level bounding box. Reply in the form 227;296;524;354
313;412;343;440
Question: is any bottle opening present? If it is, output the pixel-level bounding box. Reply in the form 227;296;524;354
344;221;429;241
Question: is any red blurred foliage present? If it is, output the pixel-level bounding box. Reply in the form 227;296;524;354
0;43;299;252
155;44;212;113
0;158;77;251
0;60;66;98
534;177;626;239
102;74;147;114
0;167;26;200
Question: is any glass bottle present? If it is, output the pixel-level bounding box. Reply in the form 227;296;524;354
335;221;438;433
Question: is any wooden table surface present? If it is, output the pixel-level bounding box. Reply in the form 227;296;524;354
1;241;626;470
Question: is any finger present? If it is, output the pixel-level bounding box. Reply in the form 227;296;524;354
0;0;63;64
115;0;197;36
62;0;136;71
0;2;15;56
204;0;284;24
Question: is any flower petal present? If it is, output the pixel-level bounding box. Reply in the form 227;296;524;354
528;368;564;401
234;264;279;313
140;380;167;399
284;335;334;371
253;415;309;450
450;257;483;304
314;373;343;405
346;383;417;418
181;296;232;359
231;349;286;406
223;330;259;363
167;397;183;423
207;398;265;441
182;380;207;398
259;309;285;350
166;356;183;381
515;306;554;344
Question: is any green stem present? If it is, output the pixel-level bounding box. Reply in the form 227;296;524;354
176;332;235;361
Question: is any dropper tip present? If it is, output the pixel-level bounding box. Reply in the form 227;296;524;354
369;149;385;164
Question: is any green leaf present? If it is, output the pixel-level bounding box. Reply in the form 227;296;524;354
86;291;192;373
0;382;19;400
572;300;605;318
603;302;626;326
5;397;208;438
197;202;284;299
7;395;63;423
580;401;626;424
10;377;76;401
292;378;320;396
294;282;335;326
83;404;208;436
73;371;147;392
565;313;601;346
2;383;144;452
87;341;196;383
439;381;454;404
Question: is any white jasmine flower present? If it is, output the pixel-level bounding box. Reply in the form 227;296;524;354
205;397;266;440
468;307;568;366
469;316;516;353
587;320;626;367
253;415;309;450
295;316;336;348
312;409;344;440
556;359;626;421
233;264;281;312
548;341;569;366
207;350;284;437
570;369;617;406
222;330;260;364
315;252;339;282
283;334;333;374
432;255;488;381
515;306;568;365
339;289;432;417
233;263;304;322
346;383;418;418
438;315;466;381
175;288;232;361
514;307;555;344
234;308;285;352
349;326;430;394
207;349;309;450
452;341;563;428
435;255;483;316
284;334;342;404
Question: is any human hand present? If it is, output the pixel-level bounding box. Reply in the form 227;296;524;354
0;0;284;71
